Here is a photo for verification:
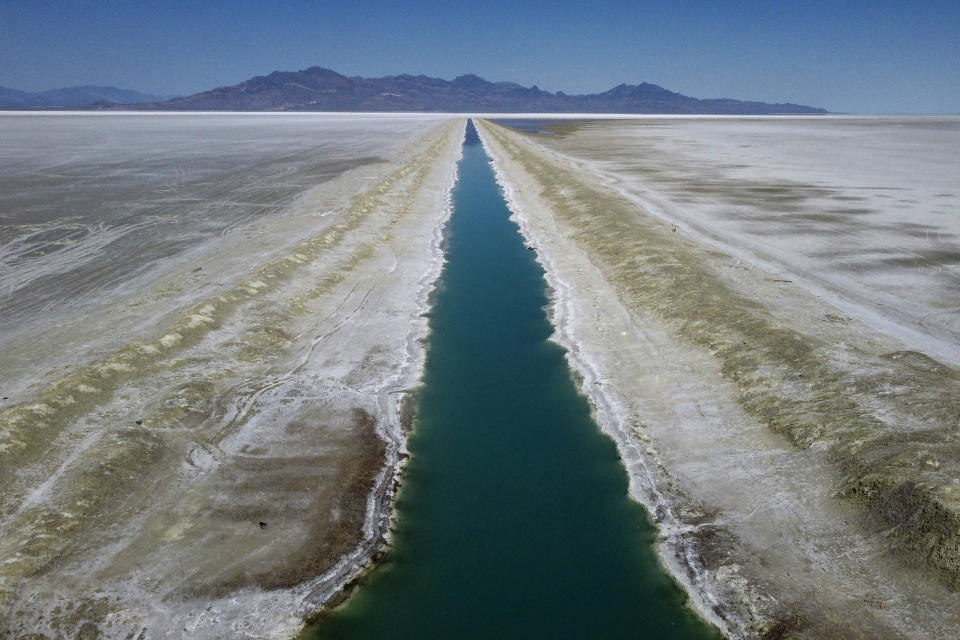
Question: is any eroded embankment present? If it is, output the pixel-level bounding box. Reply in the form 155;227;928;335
0;119;464;639
477;118;960;639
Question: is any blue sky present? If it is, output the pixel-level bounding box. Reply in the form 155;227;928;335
1;0;957;113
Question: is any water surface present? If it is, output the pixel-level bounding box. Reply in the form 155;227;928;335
303;120;720;639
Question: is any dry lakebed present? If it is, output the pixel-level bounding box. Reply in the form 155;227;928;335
1;113;959;639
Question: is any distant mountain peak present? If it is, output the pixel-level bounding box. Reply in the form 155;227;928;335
451;73;492;88
0;85;165;108
302;66;346;77
601;82;681;99
2;67;827;114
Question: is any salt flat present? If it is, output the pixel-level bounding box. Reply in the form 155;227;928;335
5;112;958;639
478;117;960;639
531;116;960;365
0;113;463;638
0;113;448;397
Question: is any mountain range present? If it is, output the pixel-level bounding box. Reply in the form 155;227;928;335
0;85;166;108
2;68;827;114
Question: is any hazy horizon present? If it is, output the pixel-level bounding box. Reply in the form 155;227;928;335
5;71;960;116
1;1;958;115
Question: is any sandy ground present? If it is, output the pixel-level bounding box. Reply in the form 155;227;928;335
0;115;464;639
477;118;960;639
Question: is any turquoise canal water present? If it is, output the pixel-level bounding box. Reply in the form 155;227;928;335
302;121;722;639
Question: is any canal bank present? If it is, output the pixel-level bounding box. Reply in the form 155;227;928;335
301;120;721;639
475;117;960;639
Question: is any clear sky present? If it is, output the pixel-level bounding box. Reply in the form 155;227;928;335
1;0;958;114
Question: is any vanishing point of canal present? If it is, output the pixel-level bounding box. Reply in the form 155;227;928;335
302;120;722;639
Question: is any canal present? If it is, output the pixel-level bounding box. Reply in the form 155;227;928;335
302;120;721;639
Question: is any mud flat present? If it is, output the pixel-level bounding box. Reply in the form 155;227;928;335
0;114;463;638
477;117;960;639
